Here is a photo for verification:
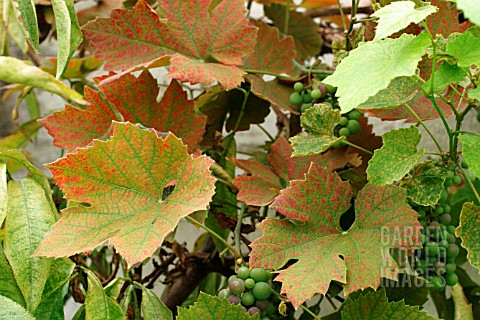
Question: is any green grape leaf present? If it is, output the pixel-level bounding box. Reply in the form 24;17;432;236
0;244;26;308
264;3;322;61
290;104;344;156
382;274;429;307
459;135;480;179
84;270;126;320
467;86;480;100
177;292;260;320
457;202;480;269
0;57;86;104
341;289;437;319
34;258;75;320
82;0;257;90
357;76;418;110
0;163;6;226
367;126;424;185
137;283;172;320
232;136;360;206
457;0;480;25
446;30;480;67
323;33;430;113
51;0;83;78
422;62;467;92
243;21;295;74
0;119;42;152
402;161;448;206
16;0;39;51
40;73;206;151
0;295;35;320
371;1;437;40
4;178;56;312
250;164;421;308
34;122;216;267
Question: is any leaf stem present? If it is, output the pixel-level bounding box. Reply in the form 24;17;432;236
284;0;291;35
300;304;320;319
234;202;246;264
345;0;360;51
222;88;250;157
185;216;241;260
210;163;238;192
452;130;480;137
456;164;480;204
256;124;275;141
292;61;334;76
403;103;444;153
336;0;347;30
342;140;373;155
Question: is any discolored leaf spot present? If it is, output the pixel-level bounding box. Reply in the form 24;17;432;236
457;202;480;270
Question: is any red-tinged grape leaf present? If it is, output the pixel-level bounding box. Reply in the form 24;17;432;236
264;4;322;61
39;87;119;150
41;73;206;151
232;137;361;206
33;122;216;267
243;21;295;74
341;289;436;320
256;0;338;8
456;202;480;269
427;0;471;37
82;0;257;90
246;75;297;113
249;164;421;308
76;0;123;25
177;292;260;320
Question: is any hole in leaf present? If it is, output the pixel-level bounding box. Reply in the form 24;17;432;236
339;199;355;231
162;184;176;201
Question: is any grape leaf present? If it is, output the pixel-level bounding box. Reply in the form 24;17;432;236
0;57;86;104
290;104;344;157
16;0;39;51
246;75;297;113
51;0;83;78
225;88;270;132
250;164;421;308
323;33;430;113
82;0;257;90
0;163;6;226
4;178;56;312
177;292;260;320
0;119;42;152
34;258;75;320
232;136;360;206
457;202;480;270
401;161;448;206
459;135;480;179
34;122;216;267
40;72;206;151
264;3;322;61
341;289;436;320
357;76;418;110
0;244;26;308
0;295;35;320
367;126;424;186
84;269;126;320
457;0;480;25
446;30;480;67
422;62;467;92
243;21;295;74
428;0;472;36
257;0;337;8
136;282;172;320
371;1;437;41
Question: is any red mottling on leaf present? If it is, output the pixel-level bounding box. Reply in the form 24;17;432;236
33;122;216;267
82;0;257;90
427;0;471;37
249;164;421;308
40;72;206;151
232;137;361;206
246;75;297;113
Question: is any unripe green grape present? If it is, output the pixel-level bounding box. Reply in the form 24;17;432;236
255;299;270;311
218;289;230;299
338;117;348;127
331;140;344;148
447;234;456;244
325;84;336;94
427;242;439;257
348;110;362;120
252;282;271;300
444;176;453;187
245;278;256;290
452;175;462;185
228;275;238;283
439;240;449;249
421;234;428;244
445;272;458;286
346;120;360;134
250;268;269;282
339;127;350;137
289;92;303;106
447;225;456;234
293;82;304;92
430;276;445;290
468;173;476;182
443;204;451;214
301;103;311;113
434;261;446;274
461;159;469;169
439;214;451;225
266;303;276;315
241;292;255;306
311;89;322;99
439;189;448;203
447;244;459;258
428;221;441;233
237;266;250;280
229;278;246;296
434;206;444;216
302;91;313;103
445;262;456;274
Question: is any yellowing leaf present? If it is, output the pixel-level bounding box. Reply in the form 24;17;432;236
34;122;216;267
82;0;257;90
456;202;480;269
250;164;421;308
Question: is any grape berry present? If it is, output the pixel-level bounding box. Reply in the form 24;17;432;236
219;266;278;319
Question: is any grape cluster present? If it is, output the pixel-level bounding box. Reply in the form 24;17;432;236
218;267;278;319
335;109;362;138
413;187;459;290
